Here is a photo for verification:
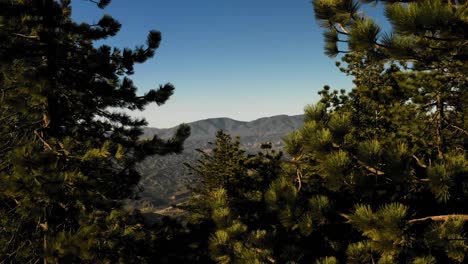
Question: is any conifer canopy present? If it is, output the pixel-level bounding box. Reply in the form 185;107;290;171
0;0;189;262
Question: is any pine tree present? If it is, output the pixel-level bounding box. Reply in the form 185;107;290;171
0;0;189;262
184;131;286;263
183;131;335;263
279;65;467;262
313;0;467;159
266;0;468;262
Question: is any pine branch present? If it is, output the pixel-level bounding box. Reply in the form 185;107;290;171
409;214;468;223
0;145;12;156
357;160;385;175
447;123;468;136
0;114;16;122
335;23;350;35
422;35;463;42
33;130;54;152
347;150;385;175
332;143;385;175
414;178;430;183
412;155;428;168
13;33;39;40
419;102;437;110
296;168;303;191
0;164;10;174
339;213;350;221
428;46;452;51
289;155;304;191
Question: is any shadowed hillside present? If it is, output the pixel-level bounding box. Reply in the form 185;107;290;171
135;115;304;208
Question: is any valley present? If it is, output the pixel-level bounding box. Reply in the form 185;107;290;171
134;114;304;208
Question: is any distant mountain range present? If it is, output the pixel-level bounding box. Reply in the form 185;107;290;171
134;114;304;208
142;114;304;141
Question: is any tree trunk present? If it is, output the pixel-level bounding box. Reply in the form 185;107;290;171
435;93;444;159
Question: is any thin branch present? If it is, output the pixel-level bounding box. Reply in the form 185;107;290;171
412;155;428;169
296;169;303;192
340;213;350;221
374;42;390;49
350;152;385;175
336;23;349;34
419;102;437;110
13;33;39;40
415;178;430;183
286;156;304;191
422;35;462;42
0;114;16;122
448;124;468;136
358;160;385;175
267;256;276;263
332;143;385;176
409;214;468;223
397;59;419;63
33;130;54;152
428;46;451;51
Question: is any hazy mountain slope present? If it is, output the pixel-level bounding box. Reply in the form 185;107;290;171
135;115;304;208
142;114;303;140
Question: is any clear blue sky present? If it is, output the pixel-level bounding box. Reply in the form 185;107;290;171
72;0;354;128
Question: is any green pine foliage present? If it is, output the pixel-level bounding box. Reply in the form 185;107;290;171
184;131;291;263
185;132;329;263
261;0;468;262
0;0;189;262
184;131;345;263
184;1;466;263
1;0;466;263
278;78;467;261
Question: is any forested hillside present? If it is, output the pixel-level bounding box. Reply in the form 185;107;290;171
1;0;466;263
135;115;304;208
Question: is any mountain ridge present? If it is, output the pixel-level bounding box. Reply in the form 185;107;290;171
135;114;305;208
142;114;304;140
